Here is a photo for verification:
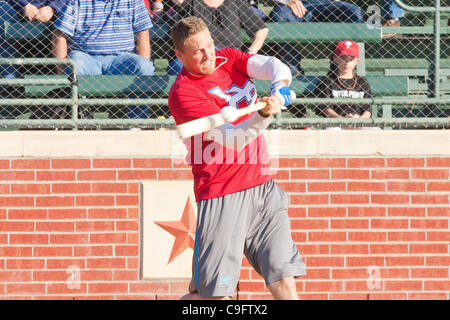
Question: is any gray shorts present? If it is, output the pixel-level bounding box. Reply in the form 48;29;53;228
189;179;306;298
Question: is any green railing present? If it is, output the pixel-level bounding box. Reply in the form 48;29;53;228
0;0;448;129
392;1;450;98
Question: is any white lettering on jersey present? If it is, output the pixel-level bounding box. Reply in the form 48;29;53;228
208;80;257;110
332;90;365;99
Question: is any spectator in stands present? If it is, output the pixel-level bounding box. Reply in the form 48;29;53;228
312;40;374;129
6;0;64;22
52;0;155;119
270;0;363;23
0;1;65;101
381;0;405;27
268;0;364;76
167;0;269;75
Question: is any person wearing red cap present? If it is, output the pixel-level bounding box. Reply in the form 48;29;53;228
312;40;373;128
268;0;364;76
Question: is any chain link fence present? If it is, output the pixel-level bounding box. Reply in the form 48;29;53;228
0;0;448;130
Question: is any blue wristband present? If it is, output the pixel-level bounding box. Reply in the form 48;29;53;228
270;81;291;106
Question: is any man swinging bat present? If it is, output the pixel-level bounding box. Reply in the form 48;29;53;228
168;16;306;300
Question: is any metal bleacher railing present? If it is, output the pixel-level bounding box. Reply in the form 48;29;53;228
0;0;448;130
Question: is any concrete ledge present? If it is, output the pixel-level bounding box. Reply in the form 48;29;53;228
0;130;448;157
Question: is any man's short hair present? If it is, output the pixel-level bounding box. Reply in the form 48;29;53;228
170;16;209;51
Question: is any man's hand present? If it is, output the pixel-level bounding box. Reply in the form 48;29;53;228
23;3;39;22
288;0;307;18
35;6;55;22
258;95;283;118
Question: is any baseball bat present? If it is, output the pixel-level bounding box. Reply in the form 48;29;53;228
176;90;296;140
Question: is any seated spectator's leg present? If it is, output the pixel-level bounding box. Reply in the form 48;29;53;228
338;2;364;23
68;50;102;75
381;0;404;26
381;0;405;20
105;53;155;76
268;3;303;22
105;53;155;120
268;4;306;76
312;1;364;23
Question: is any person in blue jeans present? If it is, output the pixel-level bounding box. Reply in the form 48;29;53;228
269;0;364;76
52;0;155;119
0;1;65;117
2;1;65;86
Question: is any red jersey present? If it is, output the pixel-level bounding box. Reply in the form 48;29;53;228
169;48;273;202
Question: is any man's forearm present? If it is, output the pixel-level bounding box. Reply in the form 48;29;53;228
325;108;342;118
52;29;68;74
136;30;151;60
248;27;268;54
361;110;371;118
52;29;68;59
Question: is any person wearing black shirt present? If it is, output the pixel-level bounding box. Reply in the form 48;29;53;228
168;0;268;74
314;73;372;119
313;40;373;126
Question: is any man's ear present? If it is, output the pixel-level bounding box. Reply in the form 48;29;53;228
174;49;183;63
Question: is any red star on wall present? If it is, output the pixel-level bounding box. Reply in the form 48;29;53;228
154;196;197;264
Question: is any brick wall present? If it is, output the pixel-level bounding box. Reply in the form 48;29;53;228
0;131;449;300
